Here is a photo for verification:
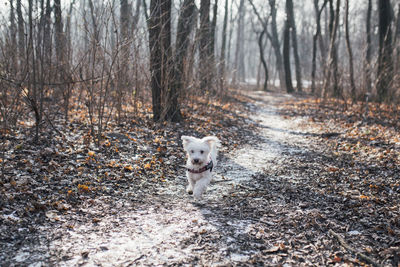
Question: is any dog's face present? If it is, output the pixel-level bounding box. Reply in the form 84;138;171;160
181;136;216;166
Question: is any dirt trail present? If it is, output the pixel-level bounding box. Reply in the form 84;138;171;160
25;90;306;266
11;91;391;266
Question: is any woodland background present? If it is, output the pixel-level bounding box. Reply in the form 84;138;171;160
0;0;399;138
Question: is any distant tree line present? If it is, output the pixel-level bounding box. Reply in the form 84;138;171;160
0;0;399;143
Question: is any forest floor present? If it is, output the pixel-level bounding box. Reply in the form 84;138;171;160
1;90;400;266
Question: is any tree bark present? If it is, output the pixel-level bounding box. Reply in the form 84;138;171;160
283;14;294;93
149;0;164;121
149;0;175;121
258;29;269;91
210;0;218;65
199;0;211;91
232;0;245;85
16;0;24;67
364;0;372;95
311;0;328;94
9;0;17;72
268;0;285;89
169;0;196;121
54;0;65;63
219;0;229;91
377;0;393;103
286;0;302;92
322;0;341;99
118;0;131;121
344;0;356;101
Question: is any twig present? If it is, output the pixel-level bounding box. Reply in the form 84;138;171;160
125;254;145;266
236;183;258;191
329;230;383;267
213;179;233;183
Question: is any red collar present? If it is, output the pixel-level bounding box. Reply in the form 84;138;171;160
187;160;213;174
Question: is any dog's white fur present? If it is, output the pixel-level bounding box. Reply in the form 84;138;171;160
181;135;220;199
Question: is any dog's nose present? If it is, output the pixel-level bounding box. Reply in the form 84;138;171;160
193;159;199;164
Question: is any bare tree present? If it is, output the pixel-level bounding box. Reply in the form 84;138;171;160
322;0;341;99
248;0;269;91
344;0;356;101
54;0;73;121
283;0;294;93
149;0;176;121
16;0;25;68
286;0;302;92
219;0;229;91
364;0;372;96
232;0;245;85
210;0;218;69
377;0;393;102
117;0;131;121
268;0;285;89
167;0;197;121
199;0;212;91
258;28;269;91
9;0;17;72
311;0;328;94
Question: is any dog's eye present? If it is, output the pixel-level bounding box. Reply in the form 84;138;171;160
191;150;194;154
200;150;204;154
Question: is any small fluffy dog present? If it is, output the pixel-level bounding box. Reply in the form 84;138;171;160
181;135;220;199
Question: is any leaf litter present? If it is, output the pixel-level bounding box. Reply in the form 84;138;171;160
0;90;399;266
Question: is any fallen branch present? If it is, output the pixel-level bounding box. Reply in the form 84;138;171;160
236;183;258;191
329;230;383;267
213;179;233;183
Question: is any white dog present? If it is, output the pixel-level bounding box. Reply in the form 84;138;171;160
181;135;220;199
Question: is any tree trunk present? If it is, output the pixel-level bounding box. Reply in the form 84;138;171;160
331;0;340;98
54;0;71;120
232;0;245;85
377;0;393;103
16;0;24;67
44;0;52;67
286;0;302;92
210;0;218;66
169;0;196;121
118;0;131;121
311;0;328;94
219;0;229;91
258;29;269;91
344;0;356;101
149;0;174;121
149;0;164;121
9;0;17;72
322;0;341;99
54;0;65;64
27;0;41;142
226;0;234;76
283;17;294;93
394;4;400;77
133;0;141;31
268;0;285;90
364;0;372;95
199;0;211;91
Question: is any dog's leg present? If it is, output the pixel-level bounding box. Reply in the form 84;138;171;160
193;178;210;200
186;176;195;195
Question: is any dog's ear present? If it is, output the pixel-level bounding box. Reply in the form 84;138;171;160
181;135;195;150
202;136;220;149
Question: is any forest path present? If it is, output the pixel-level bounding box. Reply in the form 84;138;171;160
42;90;320;266
12;90;387;266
